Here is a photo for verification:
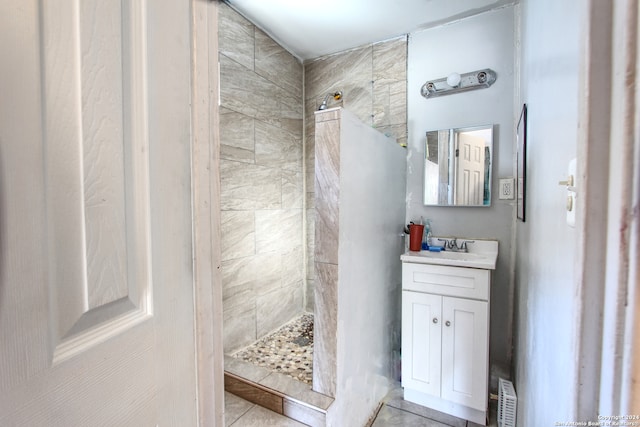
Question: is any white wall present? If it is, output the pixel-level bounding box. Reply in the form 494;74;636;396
406;6;516;385
326;108;406;426
513;0;583;425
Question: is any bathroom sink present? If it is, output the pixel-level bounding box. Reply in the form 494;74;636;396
400;238;498;270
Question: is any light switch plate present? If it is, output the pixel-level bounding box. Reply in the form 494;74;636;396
499;178;515;200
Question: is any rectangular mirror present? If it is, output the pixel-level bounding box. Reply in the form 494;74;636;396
423;125;493;206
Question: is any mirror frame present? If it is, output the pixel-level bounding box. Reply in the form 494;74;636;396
423;124;494;207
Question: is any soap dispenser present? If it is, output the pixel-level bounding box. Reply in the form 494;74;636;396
422;219;433;250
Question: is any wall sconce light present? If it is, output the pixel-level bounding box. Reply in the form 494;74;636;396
421;68;497;99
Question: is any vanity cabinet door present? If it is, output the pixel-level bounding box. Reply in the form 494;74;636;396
441;296;489;411
401;291;442;397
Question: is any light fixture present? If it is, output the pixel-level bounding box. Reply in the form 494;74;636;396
421;68;497;99
446;72;461;87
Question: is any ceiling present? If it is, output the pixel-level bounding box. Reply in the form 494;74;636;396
224;0;516;61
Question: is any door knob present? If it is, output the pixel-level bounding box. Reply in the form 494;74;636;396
558;175;574;187
445;321;451;327
433;318;438;324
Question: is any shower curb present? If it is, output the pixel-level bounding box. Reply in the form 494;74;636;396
224;370;332;427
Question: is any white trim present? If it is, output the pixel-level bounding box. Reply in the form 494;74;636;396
191;1;224;425
577;0;640;417
604;0;640;415
574;0;614;419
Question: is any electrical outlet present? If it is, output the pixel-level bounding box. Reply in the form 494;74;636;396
499;178;515;200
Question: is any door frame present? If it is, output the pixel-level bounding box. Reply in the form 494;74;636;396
191;1;224;425
575;0;640;418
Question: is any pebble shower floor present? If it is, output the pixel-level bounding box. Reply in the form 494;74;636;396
231;314;314;384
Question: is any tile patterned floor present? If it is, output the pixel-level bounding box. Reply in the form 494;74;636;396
225;386;497;427
231;314;314;384
225;392;307;427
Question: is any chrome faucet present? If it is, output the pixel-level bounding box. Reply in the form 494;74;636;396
438;238;475;252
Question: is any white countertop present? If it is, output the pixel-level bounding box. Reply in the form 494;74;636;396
400;238;498;270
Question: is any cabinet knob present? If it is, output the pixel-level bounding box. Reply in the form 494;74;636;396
445;320;451;327
432;318;438;324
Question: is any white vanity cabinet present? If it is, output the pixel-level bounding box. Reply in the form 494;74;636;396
401;261;491;425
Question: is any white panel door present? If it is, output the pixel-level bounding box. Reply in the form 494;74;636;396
0;1;199;424
455;133;486;205
402;291;442;397
441;297;489;411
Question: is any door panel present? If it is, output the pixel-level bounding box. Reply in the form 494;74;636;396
41;0;152;365
402;291;442;396
0;1;198;424
455;133;485;205
441;297;488;410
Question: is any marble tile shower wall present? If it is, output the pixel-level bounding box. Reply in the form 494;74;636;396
303;38;408;311
219;4;305;353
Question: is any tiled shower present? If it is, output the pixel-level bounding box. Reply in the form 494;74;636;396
219;4;305;354
219;2;408;373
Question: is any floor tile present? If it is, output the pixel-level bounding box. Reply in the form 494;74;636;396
371;405;453;427
228;404;307;427
224;355;272;383
224;392;254;426
384;388;467;427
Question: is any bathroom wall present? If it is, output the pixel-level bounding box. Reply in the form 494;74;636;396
218;3;305;353
405;6;516;388
303;38;408;311
514;0;583;425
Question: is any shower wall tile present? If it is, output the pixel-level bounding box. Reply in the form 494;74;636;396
305;187;315;211
220;54;273;119
220;55;302;128
222;256;257;308
253;253;284;297
305;279;315;313
221;145;255;165
282;170;303;209
388;81;408;125
220;110;255;151
279;118;304;140
373;81;407;129
256;282;304;338
312;261;337;397
278;95;304;124
223;254;282;301
221;210;255;261
218;3;255;71
304;97;317;137
373;37;407;83
305;207;315;313
305;170;315;204
255;120;302;171
220;159;281;211
255;209;302;255
314;117;340;265
282;247;304;288
224;302;257;351
220;110;255;163
314;109;341;122
305;208;315;278
304;45;372;106
342;82;373;126
219;10;305;351
255;28;302;98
